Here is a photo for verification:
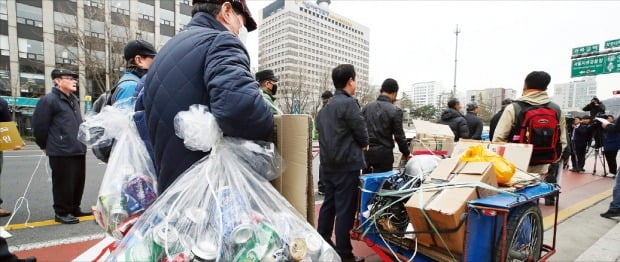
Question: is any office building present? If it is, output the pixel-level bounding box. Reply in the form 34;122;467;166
552;77;597;112
466;88;517;114
1;0;193;133
258;0;369;114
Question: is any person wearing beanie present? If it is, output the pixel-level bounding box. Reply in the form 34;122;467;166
464;102;483;140
489;98;513;140
142;0;273;193
361;78;411;173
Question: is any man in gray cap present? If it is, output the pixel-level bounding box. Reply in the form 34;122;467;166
489;98;513;141
32;68;89;224
256;69;281;114
465;102;483;140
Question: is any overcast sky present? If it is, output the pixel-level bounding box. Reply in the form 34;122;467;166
244;1;620;100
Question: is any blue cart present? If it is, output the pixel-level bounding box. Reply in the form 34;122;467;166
352;171;559;262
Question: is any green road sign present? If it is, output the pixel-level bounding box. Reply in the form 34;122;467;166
572;44;599;56
571;53;620;77
605;39;620;49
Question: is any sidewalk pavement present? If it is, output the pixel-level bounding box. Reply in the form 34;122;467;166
576;215;620;262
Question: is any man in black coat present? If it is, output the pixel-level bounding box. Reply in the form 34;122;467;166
489;98;512;141
438;98;469;141
464;102;483;140
316;64;368;262
362;78;410;173
571;116;591;172
31;69;89;224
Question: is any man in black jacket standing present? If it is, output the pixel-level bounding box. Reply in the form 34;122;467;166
362;78;410;173
439;98;469;141
317;64;368;262
464;102;483;140
31;69;89;224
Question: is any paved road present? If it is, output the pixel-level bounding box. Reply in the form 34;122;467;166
1;145;105;247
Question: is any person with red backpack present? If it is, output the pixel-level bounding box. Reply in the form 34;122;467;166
492;71;567;205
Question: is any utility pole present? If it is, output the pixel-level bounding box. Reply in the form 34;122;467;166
452;24;461;98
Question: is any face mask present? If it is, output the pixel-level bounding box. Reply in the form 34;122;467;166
238;26;248;45
271;83;278;96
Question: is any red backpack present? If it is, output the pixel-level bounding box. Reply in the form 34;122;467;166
510;101;562;165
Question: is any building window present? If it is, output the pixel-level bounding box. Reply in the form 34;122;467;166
84;0;104;9
85;19;105;39
16;3;43;28
0;0;7;20
160;9;174;26
19;72;45;97
18;38;44;61
111;0;130;15
54;12;77;33
55;44;78;65
0;35;8;56
137;2;155;21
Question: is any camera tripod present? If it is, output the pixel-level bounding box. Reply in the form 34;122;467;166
587;146;608;176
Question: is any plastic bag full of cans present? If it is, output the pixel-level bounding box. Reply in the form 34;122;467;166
78;105;158;238
107;105;340;261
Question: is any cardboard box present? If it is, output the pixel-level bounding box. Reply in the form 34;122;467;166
270;115;315;226
406;161;498;254
0;122;24;151
410;120;455;156
451;140;533;172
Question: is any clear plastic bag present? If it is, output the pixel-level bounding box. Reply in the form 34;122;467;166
108;105;339;262
78;106;157;239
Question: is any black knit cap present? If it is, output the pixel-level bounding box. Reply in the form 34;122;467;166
192;0;257;32
255;70;278;82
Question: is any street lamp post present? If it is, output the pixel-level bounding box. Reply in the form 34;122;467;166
452;24;460;98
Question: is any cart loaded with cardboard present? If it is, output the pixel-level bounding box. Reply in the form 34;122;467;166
351;120;560;262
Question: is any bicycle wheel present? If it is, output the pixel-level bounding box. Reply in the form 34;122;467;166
495;203;543;262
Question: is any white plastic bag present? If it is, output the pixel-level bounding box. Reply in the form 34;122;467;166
79;106;157;239
108;105;339;261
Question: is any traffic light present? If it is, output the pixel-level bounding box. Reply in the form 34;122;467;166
614;90;620;95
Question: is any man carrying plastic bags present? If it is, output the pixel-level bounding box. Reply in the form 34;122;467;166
108;105;340;261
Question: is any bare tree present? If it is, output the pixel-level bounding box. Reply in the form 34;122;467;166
277;67;314;115
54;3;132;98
356;81;377;108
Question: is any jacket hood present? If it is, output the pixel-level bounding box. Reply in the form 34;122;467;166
441;108;463;120
517;90;551;106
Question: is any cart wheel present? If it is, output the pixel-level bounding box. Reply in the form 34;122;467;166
495;203;543;262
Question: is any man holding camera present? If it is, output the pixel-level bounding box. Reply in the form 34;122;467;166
583;97;606;119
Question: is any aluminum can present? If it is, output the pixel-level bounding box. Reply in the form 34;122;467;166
189;239;218;262
216;187;251;238
124;194;144;216
123;176;158;208
304;233;323;261
152;223;180;260
123;241;155;261
289;237;308;261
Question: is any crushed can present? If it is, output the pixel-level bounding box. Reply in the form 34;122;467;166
124;194;144;216
123;176;158;209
